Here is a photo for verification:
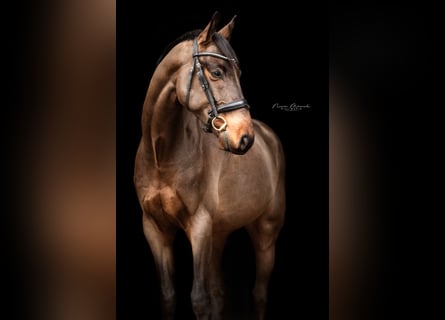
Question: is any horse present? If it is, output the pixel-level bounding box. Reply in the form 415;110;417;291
134;12;285;320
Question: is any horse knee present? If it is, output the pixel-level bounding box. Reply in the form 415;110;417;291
209;287;225;315
252;287;268;320
191;286;211;317
161;289;176;308
252;286;267;305
209;287;224;302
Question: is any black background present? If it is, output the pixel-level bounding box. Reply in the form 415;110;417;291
117;2;328;320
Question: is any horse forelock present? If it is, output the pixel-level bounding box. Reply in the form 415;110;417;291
212;33;240;66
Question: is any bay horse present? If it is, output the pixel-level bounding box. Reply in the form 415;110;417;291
134;12;285;320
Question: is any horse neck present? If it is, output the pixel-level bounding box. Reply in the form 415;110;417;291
142;59;203;168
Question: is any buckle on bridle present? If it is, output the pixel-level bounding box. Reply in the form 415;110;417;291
211;116;227;132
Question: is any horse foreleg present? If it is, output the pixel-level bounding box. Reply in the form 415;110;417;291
208;234;227;320
188;211;213;320
142;213;176;320
247;216;283;320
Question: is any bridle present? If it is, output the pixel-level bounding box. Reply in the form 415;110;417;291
185;37;250;133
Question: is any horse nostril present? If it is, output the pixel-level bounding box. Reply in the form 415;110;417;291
239;135;252;151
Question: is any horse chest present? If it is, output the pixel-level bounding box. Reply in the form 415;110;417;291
144;181;217;229
158;187;183;217
143;186;189;227
145;187;184;212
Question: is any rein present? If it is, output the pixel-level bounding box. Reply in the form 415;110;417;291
185;37;249;133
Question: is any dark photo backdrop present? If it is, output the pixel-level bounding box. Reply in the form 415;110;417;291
117;3;328;319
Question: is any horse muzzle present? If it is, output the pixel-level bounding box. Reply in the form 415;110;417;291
219;130;254;155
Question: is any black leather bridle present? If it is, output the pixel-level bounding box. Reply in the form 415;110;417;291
185;37;250;133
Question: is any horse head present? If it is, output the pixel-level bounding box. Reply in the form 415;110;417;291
176;13;254;154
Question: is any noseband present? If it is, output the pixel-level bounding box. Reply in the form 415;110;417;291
185;38;250;133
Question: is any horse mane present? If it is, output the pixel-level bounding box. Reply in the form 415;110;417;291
156;29;202;65
156;30;239;66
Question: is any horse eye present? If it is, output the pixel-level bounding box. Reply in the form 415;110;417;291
211;70;223;78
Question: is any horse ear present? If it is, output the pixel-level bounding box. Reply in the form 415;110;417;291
198;11;220;45
218;15;236;41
